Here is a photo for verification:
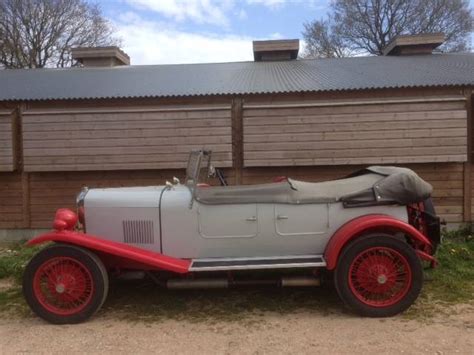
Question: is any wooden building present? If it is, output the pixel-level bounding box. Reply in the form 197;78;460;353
0;34;473;234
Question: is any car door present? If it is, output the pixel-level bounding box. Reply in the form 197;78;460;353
274;203;329;237
197;203;259;238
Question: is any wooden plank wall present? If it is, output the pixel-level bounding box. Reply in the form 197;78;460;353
0;89;471;229
0;110;14;171
0;172;24;228
22;105;233;171
28;169;235;229
243;97;467;167
241;163;464;223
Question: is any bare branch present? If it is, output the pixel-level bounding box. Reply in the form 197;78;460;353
302;0;473;57
0;0;121;69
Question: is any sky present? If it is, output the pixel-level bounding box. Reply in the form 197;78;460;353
99;0;329;65
99;0;473;66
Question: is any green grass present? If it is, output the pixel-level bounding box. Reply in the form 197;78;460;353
424;227;474;303
405;226;474;318
0;243;43;282
0;229;473;322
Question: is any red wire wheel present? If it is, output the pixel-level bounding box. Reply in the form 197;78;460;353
33;257;94;316
348;247;412;307
335;235;423;317
23;245;108;324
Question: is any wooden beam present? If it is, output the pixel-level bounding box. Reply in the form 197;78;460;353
10;105;23;172
463;164;470;222
231;97;243;185
16;103;31;228
21;172;30;228
23;105;232;116
463;89;472;222
243;96;466;110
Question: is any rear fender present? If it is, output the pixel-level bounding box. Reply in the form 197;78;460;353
324;214;433;270
27;230;191;274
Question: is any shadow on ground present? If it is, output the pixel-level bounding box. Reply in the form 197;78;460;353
101;277;347;323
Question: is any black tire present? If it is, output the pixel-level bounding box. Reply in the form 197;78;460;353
334;234;423;317
23;244;109;324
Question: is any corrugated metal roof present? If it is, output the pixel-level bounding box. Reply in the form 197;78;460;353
0;53;473;101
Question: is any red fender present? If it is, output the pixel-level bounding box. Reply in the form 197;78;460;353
324;214;432;270
28;230;191;274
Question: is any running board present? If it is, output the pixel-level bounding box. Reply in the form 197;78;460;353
189;255;326;272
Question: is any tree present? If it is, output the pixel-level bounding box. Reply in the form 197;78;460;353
0;0;121;68
302;19;348;58
302;0;473;58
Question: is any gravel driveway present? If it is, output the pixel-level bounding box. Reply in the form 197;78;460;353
0;304;472;354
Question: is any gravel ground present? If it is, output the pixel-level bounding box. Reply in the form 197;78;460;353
0;304;472;354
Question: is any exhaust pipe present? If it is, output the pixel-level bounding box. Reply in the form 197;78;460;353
281;276;320;287
166;276;320;289
167;279;228;289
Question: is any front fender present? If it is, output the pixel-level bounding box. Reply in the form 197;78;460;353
28;230;191;274
324;214;432;270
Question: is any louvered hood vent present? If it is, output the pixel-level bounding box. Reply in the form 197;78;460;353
123;220;154;244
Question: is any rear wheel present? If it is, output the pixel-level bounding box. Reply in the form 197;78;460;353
23;244;108;324
334;235;423;317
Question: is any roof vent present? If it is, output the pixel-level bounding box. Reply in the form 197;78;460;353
71;46;130;67
383;33;445;56
253;39;299;62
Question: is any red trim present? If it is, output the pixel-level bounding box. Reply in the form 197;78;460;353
28;231;191;274
324;214;432;270
33;256;94;316
348;246;412;308
416;250;438;268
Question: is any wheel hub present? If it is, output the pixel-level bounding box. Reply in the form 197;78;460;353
55;283;65;294
377;274;387;284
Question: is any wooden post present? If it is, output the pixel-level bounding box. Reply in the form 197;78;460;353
231;97;244;185
463;89;472;223
21;172;30;228
10;105;21;171
14;103;31;228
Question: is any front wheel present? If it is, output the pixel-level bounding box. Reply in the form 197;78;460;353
23;244;109;324
334;235;423;317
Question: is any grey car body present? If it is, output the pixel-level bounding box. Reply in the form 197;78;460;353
81;150;429;261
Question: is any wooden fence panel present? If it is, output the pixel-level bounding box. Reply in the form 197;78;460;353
243;97;468;167
0;172;23;228
22;105;233;171
0;110;14;171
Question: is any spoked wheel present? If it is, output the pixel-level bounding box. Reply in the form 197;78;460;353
335;235;423;317
23;245;108;324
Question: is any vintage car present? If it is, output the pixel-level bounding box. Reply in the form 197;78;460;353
22;150;440;324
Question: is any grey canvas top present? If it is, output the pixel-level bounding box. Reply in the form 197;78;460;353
0;53;473;101
195;166;432;206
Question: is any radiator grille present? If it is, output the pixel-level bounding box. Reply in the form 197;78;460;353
123;220;154;244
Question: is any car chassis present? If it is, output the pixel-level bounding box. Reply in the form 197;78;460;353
23;150;441;324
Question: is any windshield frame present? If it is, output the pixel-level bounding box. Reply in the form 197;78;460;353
185;150;212;207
